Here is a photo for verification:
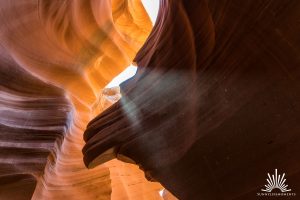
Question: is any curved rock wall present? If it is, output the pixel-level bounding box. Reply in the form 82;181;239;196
0;44;71;200
0;0;162;199
84;0;300;199
1;0;300;199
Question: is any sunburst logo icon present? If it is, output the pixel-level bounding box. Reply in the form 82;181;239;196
261;169;291;193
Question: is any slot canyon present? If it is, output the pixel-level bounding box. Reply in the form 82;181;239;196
0;0;300;199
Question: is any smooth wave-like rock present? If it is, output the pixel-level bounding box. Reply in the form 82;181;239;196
0;43;71;199
84;0;300;199
0;0;163;199
2;0;300;199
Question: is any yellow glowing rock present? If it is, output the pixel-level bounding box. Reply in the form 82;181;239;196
0;0;161;199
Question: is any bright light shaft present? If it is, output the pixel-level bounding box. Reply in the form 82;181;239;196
159;189;164;197
142;0;160;25
105;65;137;88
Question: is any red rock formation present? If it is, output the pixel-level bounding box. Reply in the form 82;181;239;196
84;0;300;199
0;44;70;200
1;0;300;199
0;0;163;199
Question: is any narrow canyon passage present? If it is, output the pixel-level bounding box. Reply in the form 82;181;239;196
0;0;164;199
1;0;300;199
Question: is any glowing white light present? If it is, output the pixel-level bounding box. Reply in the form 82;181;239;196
105;65;137;88
142;0;160;25
159;189;164;197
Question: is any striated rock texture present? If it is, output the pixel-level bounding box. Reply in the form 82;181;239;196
0;44;71;200
0;0;162;199
84;0;300;199
1;0;300;199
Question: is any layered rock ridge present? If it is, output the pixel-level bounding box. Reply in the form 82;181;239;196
84;0;300;199
0;0;163;199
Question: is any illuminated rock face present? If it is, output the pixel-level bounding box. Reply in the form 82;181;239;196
84;0;300;199
0;0;162;199
1;0;300;200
